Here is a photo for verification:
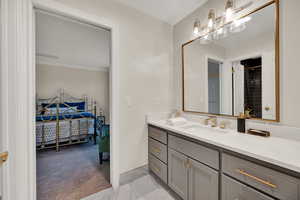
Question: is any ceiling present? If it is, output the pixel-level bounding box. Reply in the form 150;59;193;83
36;10;111;71
114;0;208;25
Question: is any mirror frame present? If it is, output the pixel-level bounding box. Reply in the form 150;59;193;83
181;0;280;122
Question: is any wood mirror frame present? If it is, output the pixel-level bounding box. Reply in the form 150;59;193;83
181;0;280;122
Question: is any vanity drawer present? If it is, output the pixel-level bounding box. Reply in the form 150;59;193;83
148;138;167;163
149;126;167;144
149;154;168;184
222;175;275;200
169;134;219;170
222;153;300;200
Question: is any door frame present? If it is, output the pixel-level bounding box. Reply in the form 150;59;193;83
33;0;122;192
0;0;10;199
1;0;120;199
205;55;224;113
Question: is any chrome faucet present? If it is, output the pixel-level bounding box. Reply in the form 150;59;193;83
204;116;217;127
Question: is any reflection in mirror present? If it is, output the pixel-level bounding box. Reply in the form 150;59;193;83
183;3;277;120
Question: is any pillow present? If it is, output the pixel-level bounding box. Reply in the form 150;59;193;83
65;102;85;111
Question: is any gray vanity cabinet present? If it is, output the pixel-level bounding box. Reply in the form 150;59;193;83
222;175;275;200
168;147;218;200
168;148;189;200
188;158;218;200
148;125;300;200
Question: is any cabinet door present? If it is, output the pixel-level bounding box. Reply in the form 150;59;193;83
188;159;218;200
168;148;188;200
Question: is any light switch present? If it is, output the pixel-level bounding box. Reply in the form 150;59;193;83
126;96;132;107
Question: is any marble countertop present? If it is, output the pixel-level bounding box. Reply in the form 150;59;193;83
148;119;300;174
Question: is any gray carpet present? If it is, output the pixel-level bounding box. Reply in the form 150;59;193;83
37;143;111;200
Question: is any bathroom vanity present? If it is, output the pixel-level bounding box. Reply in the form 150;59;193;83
147;121;300;200
147;1;297;199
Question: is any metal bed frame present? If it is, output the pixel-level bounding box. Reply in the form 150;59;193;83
36;89;98;151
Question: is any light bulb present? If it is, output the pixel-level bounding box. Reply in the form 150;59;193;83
225;8;233;21
208;19;213;28
194;27;199;34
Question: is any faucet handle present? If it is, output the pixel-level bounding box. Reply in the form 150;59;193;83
219;121;229;129
204;118;210;125
208;116;217;127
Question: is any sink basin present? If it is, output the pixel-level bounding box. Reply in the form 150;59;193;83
180;124;229;133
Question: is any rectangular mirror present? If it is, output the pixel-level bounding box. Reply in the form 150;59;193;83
182;1;279;121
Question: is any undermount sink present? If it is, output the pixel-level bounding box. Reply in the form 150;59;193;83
180;124;229;133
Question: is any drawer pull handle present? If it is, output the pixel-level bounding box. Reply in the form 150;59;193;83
152;165;160;173
152;147;161;153
236;169;277;189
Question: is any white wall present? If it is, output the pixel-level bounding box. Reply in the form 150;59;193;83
52;0;173;173
174;0;300;128
36;64;110;119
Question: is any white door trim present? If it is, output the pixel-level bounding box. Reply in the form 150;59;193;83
1;0;120;199
32;0;121;191
0;0;10;199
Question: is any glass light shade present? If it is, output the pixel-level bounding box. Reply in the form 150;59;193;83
225;0;234;22
193;19;201;35
207;9;216;30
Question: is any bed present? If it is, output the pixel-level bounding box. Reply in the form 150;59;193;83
36;89;99;151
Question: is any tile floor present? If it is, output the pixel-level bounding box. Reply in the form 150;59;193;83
82;174;177;200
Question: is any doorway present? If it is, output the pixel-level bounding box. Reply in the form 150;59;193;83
35;9;112;199
241;57;262;118
207;58;222;114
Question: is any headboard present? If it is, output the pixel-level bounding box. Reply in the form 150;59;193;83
36;88;97;114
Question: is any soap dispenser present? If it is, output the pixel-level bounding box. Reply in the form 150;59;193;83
237;113;246;133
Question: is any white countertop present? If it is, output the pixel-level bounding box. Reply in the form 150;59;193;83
148;119;300;174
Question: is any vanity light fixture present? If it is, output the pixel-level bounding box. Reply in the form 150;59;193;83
192;1;253;42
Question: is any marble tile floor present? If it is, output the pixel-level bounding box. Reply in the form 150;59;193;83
82;174;179;200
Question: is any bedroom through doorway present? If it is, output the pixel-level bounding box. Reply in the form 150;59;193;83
35;9;112;200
